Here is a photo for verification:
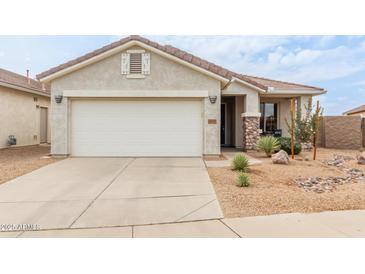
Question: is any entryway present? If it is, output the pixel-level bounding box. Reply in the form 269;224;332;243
220;96;244;148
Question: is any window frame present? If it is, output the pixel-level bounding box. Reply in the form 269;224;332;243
260;102;279;134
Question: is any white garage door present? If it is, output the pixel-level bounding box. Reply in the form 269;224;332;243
71;99;203;157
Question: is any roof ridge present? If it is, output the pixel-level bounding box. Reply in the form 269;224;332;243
0;67;39;85
343;104;365;115
35;35;324;93
0;67;50;94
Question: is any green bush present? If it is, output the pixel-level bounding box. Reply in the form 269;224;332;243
236;172;250;187
277;137;302;155
232;154;249;172
256;136;281;157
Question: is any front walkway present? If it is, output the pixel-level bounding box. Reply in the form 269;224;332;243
1;210;364;237
205;147;262;168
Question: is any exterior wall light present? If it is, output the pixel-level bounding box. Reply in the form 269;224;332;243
209;95;217;104
55;95;63;104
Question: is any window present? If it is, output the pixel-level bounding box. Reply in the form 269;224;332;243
260;103;278;133
121;51;150;77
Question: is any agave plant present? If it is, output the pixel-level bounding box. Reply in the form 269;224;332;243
236;172;250;187
256;136;280;157
232;154;249;172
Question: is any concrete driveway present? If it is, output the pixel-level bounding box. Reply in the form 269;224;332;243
0;157;223;231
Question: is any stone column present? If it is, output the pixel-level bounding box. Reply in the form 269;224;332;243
241;113;260;151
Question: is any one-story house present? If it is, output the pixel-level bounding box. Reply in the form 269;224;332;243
0;68;50;149
343;104;365;117
36;35;326;157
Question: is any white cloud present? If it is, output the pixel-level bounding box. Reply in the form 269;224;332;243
151;35;289;66
317;36;336;48
351;80;365;86
151;36;365;85
231;44;365;83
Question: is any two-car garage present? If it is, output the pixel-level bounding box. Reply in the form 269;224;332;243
70;99;203;157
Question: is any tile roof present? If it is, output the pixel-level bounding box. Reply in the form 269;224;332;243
343;104;365;115
0;68;50;95
36;35;324;92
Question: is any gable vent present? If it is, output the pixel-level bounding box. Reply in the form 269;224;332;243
130;53;142;74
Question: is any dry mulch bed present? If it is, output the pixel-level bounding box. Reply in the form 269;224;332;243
204;154;228;161
208;148;365;218
0;145;59;185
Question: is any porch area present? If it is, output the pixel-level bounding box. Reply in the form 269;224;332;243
220;94;310;150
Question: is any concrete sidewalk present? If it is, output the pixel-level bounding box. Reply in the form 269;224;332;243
2;210;365;237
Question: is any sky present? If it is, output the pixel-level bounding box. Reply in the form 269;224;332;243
1;35;365;115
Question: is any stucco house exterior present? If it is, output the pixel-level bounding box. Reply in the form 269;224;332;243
36;35;326;157
343;104;365;117
0;68;50;149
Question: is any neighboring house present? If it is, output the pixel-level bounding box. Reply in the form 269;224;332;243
0;68;50;149
36;35;326;157
343;104;365;117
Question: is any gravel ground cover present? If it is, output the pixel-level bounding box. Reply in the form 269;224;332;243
208;148;365;218
0;145;59;185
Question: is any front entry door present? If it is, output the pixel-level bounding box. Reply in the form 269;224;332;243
221;103;226;145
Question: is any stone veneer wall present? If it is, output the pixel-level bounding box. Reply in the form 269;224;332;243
242;116;260;150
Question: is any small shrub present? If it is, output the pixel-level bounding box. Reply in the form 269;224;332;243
236;172;250;187
256;136;280;157
277;137;302;155
232;154;249;172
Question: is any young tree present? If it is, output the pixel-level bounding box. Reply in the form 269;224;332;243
286;97;323;150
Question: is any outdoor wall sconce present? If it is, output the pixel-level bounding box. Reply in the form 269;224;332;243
209;95;217;104
55;95;63;104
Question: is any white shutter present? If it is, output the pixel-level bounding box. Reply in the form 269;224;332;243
121;53;130;74
141;53;150;75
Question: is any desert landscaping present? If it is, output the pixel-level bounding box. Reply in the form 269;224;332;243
0;145;58;185
209;148;365;218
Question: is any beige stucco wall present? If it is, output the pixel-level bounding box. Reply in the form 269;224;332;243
50;46;221;155
234;96;244;147
0;86;50;148
222;82;260;114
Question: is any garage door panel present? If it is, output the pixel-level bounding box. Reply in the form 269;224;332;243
71;100;203;157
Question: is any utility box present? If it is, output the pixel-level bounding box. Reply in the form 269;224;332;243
7;135;17;146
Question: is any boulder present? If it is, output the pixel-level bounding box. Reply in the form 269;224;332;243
357;152;365;165
272;150;289;165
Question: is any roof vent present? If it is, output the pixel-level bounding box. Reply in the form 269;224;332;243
129;53;142;74
26;69;30;84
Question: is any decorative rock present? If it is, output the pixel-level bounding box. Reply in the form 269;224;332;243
295;154;365;193
357;152;365;165
272;150;289;165
323;154;354;167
